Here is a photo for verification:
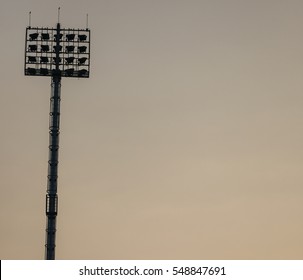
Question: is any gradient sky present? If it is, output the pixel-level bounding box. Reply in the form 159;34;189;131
1;0;303;259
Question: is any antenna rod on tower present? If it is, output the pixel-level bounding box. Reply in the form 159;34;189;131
29;11;31;27
58;7;60;23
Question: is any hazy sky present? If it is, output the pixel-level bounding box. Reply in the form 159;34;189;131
1;0;303;259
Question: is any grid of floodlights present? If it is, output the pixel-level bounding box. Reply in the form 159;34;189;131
25;27;90;78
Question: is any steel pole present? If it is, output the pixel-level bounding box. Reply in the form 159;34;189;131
45;23;61;260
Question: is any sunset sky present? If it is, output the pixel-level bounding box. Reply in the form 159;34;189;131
1;0;303;259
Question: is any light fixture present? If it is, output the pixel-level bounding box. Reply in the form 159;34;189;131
29;44;37;51
42;33;50;40
66;34;75;41
78;46;87;53
41;57;49;63
40;68;49;75
65;57;74;64
54;33;63;41
78;57;87;65
41;45;50;52
78;34;87;41
52;57;62;63
28;56;37;63
53;45;63;52
27;67;36;75
78;69;88;76
65;46;74;53
65;68;74;76
29;33;39;40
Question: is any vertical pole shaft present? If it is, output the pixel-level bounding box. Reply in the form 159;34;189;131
45;23;61;260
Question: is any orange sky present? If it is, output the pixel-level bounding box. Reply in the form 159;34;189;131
1;0;303;259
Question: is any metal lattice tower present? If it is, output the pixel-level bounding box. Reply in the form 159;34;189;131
24;17;91;259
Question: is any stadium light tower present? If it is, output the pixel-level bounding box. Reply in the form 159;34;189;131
24;12;91;260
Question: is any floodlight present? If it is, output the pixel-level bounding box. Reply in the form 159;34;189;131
78;46;87;53
65;68;74;76
41;45;50;52
42;33;50;40
52;57;62;63
54;33;63;40
28;56;37;63
40;68;49;75
78;69;88;76
78;34;87;41
66;34;75;41
27;67;36;74
41;57;49;63
65;57;74;64
29;33;39;40
29;44;37;51
78;57;87;65
65;46;75;53
53;45;62;52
